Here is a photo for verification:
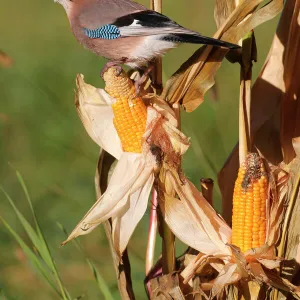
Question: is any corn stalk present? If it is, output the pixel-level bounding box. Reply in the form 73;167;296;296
149;0;176;276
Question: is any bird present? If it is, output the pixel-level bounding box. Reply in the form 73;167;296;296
55;0;240;75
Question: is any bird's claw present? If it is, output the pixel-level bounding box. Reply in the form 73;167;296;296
134;80;142;96
114;65;123;76
100;63;122;78
134;65;154;96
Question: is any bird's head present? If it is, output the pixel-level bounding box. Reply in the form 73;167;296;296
54;0;74;12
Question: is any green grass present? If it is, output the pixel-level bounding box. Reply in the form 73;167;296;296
0;0;279;298
1;169;115;299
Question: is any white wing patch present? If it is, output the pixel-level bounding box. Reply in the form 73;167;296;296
131;20;141;27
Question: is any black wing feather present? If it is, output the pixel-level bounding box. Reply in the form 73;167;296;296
161;34;240;49
113;10;240;49
113;10;180;29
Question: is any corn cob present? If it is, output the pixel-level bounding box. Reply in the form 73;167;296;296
231;153;268;252
103;67;147;153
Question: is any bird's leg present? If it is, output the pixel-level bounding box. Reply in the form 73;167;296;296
100;58;128;78
134;64;154;95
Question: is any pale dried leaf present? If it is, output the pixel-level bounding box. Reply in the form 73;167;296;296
180;48;229;113
280;156;300;281
257;258;281;269
280;1;300;163
247;280;264;299
163;192;223;254
161;121;190;155
63;152;154;244
183;254;198;268
143;106;165;141
229;245;248;278
146;106;190;158
223;0;284;45
214;0;236;29
162;168;232;255
95;151;134;300
149;274;185;300
185;0;283;112
151;96;178;127
244;243;276;259
163;0;283;112
293;137;300;158
181;254;206;284
211;263;241;298
112;173;154;256
181;253;228;284
75;74;123;159
267;168;288;246
249;262;269;284
192;277;210;300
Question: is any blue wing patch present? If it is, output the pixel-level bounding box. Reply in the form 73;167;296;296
83;24;121;40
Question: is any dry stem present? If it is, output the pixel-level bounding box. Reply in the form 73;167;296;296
150;0;163;92
200;178;214;207
149;0;176;275
146;189;158;274
239;31;255;165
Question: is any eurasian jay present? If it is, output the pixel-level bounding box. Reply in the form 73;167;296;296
55;0;239;72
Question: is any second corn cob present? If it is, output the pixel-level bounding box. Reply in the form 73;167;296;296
232;153;268;252
103;68;147;153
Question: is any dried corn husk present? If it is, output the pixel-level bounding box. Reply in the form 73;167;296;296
216;0;300;298
162;0;283;112
64;72;232;264
219;0;296;224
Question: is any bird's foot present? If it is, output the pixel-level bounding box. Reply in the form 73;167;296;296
134;65;154;95
100;62;123;78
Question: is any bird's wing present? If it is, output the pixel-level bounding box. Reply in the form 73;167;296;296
114;10;192;36
81;9;240;49
81;10;190;40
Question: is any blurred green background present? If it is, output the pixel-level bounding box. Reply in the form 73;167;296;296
0;0;279;299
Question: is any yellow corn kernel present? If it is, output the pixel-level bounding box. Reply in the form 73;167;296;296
231;153;268;252
103;67;147;153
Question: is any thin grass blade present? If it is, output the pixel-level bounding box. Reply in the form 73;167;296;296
0;216;60;297
57;222;113;300
14;170;70;300
87;260;114;300
0;187;43;256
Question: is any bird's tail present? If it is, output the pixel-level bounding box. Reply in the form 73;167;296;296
162;33;240;49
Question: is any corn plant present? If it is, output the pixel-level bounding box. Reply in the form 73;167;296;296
60;0;300;298
0;169;112;300
2;0;300;299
